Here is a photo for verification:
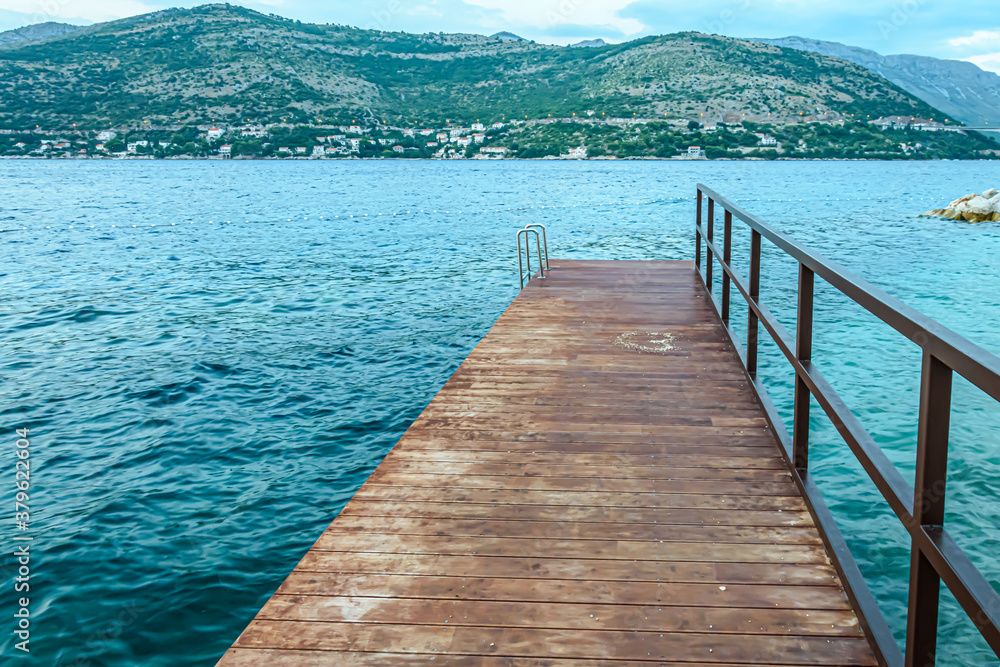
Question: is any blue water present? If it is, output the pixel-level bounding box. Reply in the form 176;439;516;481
0;160;998;665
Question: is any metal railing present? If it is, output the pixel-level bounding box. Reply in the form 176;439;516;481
524;224;550;273
695;183;1000;667
516;224;548;289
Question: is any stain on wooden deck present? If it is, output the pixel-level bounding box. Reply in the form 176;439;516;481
219;259;877;666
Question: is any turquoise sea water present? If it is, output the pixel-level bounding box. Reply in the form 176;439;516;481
0;160;998;665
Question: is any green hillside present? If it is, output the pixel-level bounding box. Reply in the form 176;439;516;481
0;3;949;129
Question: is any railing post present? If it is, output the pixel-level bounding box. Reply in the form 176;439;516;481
722;210;732;323
747;229;761;376
793;263;814;470
706;198;714;292
905;352;953;667
696;189;703;272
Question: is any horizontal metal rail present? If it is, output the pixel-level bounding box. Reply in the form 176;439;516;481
695;183;1000;667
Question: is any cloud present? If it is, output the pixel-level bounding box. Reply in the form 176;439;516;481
461;0;644;37
545;21;628;40
0;0;157;24
944;30;1000;74
407;5;444;19
621;0;889;40
965;52;1000;74
949;30;1000;47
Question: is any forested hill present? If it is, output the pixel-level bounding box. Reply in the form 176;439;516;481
0;3;948;130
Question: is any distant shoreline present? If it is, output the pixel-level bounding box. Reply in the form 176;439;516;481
2;156;996;162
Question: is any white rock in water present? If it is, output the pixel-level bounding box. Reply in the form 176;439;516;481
965;195;993;216
926;191;1000;222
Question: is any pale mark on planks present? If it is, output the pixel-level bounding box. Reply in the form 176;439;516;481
613;331;677;354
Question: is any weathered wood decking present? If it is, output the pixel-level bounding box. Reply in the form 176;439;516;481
219;259;876;665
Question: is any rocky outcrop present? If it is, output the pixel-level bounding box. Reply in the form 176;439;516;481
924;188;1000;222
490;31;529;42
0;22;82;47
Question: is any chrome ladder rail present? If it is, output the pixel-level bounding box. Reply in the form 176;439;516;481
516;227;546;289
523;224;549;272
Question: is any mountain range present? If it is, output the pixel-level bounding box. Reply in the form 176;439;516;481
0;21;82;46
0;5;975;130
755;37;1000;126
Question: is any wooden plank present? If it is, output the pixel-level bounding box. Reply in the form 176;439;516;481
219;260;876;666
395;430;780;446
424;399;766;411
412;415;771;429
350;485;811;511
220;649;772;666
292;552;838;585
258;595;865;635
394;439;784;455
309;533;831;564
322;515;825;544
408;421;772;436
337;500;813;526
383;449;790;468
276;572;852;609
420;404;768;418
364;472;800;495
232;620;876;664
375;459;794;481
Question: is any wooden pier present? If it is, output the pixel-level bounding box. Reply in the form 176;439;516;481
219;259;877;665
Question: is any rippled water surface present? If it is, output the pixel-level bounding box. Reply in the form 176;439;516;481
1;160;998;665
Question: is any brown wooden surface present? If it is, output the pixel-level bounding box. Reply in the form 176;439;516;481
219;260;876;665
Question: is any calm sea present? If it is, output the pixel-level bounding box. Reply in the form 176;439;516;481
1;160;998;665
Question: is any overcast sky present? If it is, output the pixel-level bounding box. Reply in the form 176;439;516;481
1;0;998;73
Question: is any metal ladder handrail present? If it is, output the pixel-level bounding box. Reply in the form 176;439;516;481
516;227;545;289
523;224;549;272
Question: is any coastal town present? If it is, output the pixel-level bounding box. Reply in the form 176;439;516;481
1;114;995;160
